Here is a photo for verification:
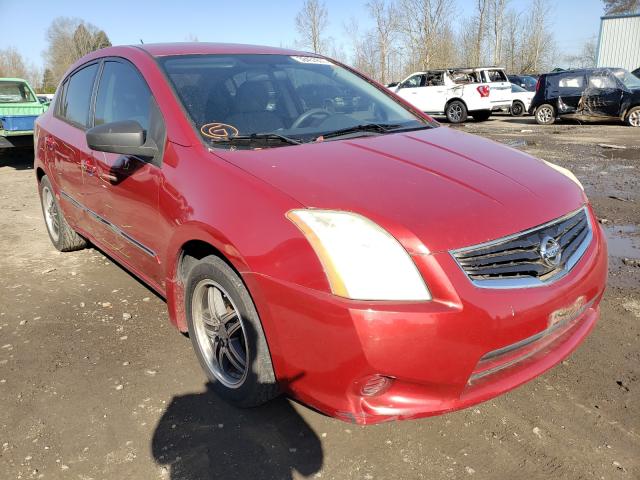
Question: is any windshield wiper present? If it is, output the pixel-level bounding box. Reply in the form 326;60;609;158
316;122;431;141
317;123;400;141
209;132;302;147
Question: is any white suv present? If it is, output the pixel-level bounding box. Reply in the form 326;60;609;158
389;68;513;123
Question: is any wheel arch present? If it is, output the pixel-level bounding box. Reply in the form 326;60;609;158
445;97;468;110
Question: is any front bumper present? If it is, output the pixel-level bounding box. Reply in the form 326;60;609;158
245;211;608;424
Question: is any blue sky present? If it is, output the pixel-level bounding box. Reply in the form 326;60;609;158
0;0;605;68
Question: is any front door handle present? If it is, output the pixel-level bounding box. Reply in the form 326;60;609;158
81;158;97;176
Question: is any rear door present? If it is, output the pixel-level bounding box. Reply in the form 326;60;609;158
482;69;512;107
583;70;623;118
84;59;166;288
552;73;587;114
49;62;100;228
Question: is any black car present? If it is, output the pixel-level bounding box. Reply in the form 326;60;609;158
529;68;640;127
507;74;538;91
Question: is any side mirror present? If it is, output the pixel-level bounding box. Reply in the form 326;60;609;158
387;82;399;88
86;120;157;158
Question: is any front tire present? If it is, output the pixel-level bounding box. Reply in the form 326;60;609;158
446;100;468;124
185;255;279;407
535;104;556;125
38;175;87;252
625;106;640;127
511;101;525;117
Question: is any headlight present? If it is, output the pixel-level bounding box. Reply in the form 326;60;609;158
543;160;584;190
287;209;431;301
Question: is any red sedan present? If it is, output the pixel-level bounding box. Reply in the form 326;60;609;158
34;43;608;424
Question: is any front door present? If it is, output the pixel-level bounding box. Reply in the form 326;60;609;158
583;71;623;118
395;74;429;111
83;59;167;290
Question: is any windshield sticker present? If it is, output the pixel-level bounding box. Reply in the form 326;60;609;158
290;56;333;65
201;123;239;139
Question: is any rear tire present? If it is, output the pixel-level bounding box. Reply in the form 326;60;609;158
535;104;556;125
625;106;640;127
511;101;525;117
38;175;87;252
445;100;468;124
472;110;492;121
185;255;279;407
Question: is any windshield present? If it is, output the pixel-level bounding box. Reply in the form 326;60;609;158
0;81;36;103
159;54;433;148
612;69;640;89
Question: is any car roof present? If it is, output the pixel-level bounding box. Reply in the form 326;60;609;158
0;77;29;83
134;42;315;58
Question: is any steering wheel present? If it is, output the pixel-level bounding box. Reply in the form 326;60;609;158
290;108;332;129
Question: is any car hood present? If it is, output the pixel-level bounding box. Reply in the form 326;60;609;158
214;126;585;253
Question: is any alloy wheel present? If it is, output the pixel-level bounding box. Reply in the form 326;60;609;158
448;104;463;122
42;186;60;242
191;279;249;388
537;106;554;124
629;110;640;127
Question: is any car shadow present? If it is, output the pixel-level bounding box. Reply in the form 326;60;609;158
151;382;323;480
0;147;34;171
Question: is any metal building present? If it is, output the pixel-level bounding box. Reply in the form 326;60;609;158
596;13;640;71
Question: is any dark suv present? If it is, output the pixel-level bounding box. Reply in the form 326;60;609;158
529;68;640;126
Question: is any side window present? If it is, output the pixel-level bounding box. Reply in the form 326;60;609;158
485;70;508;82
402;75;424;88
425;72;444;86
94;61;152;131
558;75;585;92
588;73;617;90
60;64;99;127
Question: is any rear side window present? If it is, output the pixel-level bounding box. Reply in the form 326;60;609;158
59;64;99;128
94;61;151;131
557;75;585;94
485;70;508;82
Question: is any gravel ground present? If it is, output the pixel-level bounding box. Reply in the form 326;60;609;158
0;115;638;480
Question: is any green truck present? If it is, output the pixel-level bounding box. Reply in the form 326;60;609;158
0;78;48;148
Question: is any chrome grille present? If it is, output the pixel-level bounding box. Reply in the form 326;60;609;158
451;207;592;288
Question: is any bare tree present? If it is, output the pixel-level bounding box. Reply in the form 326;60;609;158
367;0;399;84
397;0;456;72
502;10;521;72
474;0;489;66
44;17;112;85
489;0;509;65
0;47;42;89
295;0;329;54
603;0;639;14
564;37;598;69
519;0;555;73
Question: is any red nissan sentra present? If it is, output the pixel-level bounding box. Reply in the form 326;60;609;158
34;43;607;424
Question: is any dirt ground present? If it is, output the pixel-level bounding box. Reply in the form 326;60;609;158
1;115;639;480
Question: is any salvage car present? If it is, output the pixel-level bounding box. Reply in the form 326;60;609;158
508;74;537;92
510;84;535;116
530;68;640;126
389;67;513;123
0;77;48;148
35;43;608;424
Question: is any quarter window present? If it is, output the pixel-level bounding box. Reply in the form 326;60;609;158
59;64;99;128
94;61;152;131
